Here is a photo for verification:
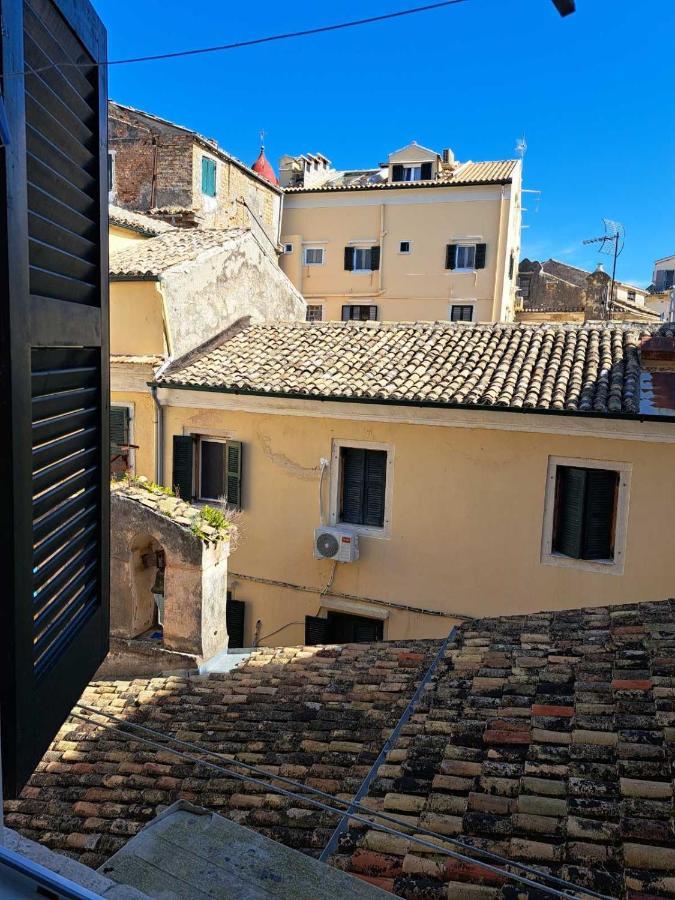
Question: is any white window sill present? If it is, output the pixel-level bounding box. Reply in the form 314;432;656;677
541;550;624;576
450;268;477;274
351;270;374;275
337;521;390;540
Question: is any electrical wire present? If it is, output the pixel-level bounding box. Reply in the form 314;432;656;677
69;709;594;899
72;703;610;900
3;0;471;78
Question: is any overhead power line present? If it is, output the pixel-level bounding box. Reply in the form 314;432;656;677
6;0;471;78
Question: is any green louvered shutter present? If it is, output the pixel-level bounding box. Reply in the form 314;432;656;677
582;469;618;560
446;244;457;270
305;615;330;646
553;467;586;559
475;243;487;269
340;447;365;524
110;406;128;457
226;440;242;509
172;435;194;500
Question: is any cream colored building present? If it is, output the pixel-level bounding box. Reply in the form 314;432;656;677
279;143;522;324
129;319;675;649
645;253;675;320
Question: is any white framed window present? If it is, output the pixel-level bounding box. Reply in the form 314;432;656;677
402;165;422;182
450;304;474;322
306;304;323;322
303;247;324;266
329;439;394;539
399;240;411;254
456;244;476;271
283;243;293;254
541;456;631;575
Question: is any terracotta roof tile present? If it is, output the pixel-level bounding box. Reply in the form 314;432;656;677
110;227;247;278
6;598;675;897
157;321;675;416
108;205;175;237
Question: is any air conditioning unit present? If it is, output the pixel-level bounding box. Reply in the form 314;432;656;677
314;526;359;562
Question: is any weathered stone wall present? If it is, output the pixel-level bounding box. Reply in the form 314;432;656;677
160;230;305;358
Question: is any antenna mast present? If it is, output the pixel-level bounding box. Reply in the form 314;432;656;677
582;218;625;316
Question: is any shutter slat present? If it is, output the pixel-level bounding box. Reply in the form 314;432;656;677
33;484;98;546
226;441;242;509
28;210;96;262
172;435;194;501
305;615;330;646
33;446;98;496
553;467;586;559
23;2;97;101
340;448;365;524
27;125;95;195
34;538;97;605
29;237;97;284
33;425;97;472
32;465;99;521
34;502;98;569
582;469;618;560
28;152;96;219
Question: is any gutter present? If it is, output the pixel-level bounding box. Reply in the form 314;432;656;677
149;380;675;425
110;273;160;282
150;385;164;484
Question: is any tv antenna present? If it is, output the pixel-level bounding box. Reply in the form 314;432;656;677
515;136;527;160
582;218;625;312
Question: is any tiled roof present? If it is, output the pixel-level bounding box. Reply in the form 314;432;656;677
284;160;518;193
110;354;164;367
109;205;175;237
157;321;673;416
110;228;246;278
6;598;675;898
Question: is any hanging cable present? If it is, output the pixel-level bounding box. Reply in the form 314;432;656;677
71;703;610;900
3;0;471;78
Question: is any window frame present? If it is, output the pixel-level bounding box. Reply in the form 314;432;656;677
306;304;323;322
303;246;325;266
541;456;631;575
283;243;293;254
402;165;422;182
329;439;394;539
352;246;373;272
399;240;412;254
455;243;477;272
342;305;378;321
110;402;135;475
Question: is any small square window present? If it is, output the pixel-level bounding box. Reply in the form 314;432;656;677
306;304;323;322
450;304;473;322
284;243;293;254
399;241;411;254
456;244;476;270
303;247;324;265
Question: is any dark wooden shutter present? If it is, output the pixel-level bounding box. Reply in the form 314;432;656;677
0;0;109;797
364;450;387;527
370;246;380;271
172;435;194;500
305;615;330;646
340;447;365;524
353;617;384;643
475;243;487;269
446;244;457;270
421;162;432;180
582;469;618;560
110;405;128;454
344;246;354;271
553;467;586;559
226;593;246;649
392;164;403;182
226;440;242;509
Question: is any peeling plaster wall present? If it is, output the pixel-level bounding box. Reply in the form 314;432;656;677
160;231;306;358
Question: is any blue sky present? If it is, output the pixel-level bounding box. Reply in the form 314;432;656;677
95;0;674;287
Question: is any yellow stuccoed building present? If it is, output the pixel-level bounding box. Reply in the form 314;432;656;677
278;142;522;324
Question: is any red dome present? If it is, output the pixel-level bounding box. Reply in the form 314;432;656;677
251;146;279;186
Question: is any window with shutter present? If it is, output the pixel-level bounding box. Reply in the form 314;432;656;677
475;243;487;269
450;305;473;322
201;156;216;197
552;465;619;561
339;447;387;528
0;0;109;797
370;246;381;271
110;405;129;456
342;305;378;321
226;441;242;509
305;615;330;646
326;612;383;644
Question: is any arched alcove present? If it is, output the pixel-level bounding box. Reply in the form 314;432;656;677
129;533;165;640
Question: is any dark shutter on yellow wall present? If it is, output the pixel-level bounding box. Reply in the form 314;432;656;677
0;0;109;797
370;246;380;271
553;466;618;561
344;246;354;271
421;162;432;180
172;435;194;500
226;592;245;649
475;243;487;269
446;244;457;269
305;615;330;646
583;469;618;560
226;440;242;509
553;467;586;559
392;164;404;182
110;405;129;456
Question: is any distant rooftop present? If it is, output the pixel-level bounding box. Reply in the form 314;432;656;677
109;205;175;237
110;227;247;279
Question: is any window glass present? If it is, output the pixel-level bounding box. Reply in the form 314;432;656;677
304;247;324;265
200;440;225;499
456;245;476;269
306;305;323;322
451;305;473;322
403;165;421;182
353;248;372;271
399;241;411;253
